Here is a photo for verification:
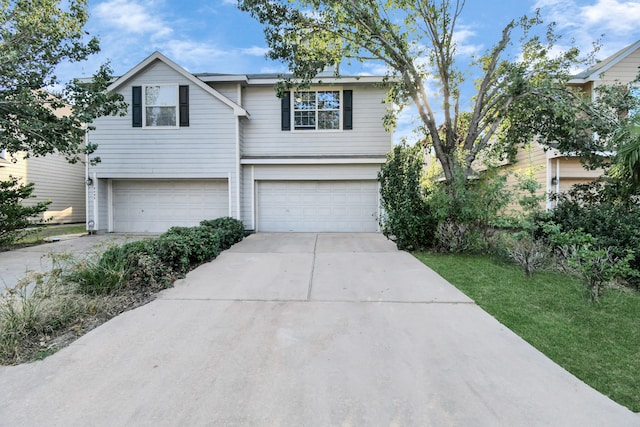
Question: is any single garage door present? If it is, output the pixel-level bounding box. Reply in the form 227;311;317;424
257;180;379;232
112;179;228;233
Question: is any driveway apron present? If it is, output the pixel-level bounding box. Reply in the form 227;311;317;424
0;233;637;426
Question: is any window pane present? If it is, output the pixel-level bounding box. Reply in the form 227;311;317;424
294;110;316;129
294;92;316;110
145;86;176;106
318;91;340;110
146;106;177;126
318;110;339;129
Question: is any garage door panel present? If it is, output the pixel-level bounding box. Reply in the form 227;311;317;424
257;180;378;232
112;179;229;233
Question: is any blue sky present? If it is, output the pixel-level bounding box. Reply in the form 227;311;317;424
62;0;640;141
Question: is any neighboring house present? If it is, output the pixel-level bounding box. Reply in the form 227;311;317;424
0;105;86;224
85;52;392;233
503;40;640;209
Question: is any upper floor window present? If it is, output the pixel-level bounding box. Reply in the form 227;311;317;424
281;89;352;132
294;90;340;130
145;85;177;127
132;85;189;128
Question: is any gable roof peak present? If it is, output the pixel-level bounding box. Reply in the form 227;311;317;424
572;40;640;81
107;51;248;117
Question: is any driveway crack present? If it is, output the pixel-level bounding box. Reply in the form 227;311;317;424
307;233;318;301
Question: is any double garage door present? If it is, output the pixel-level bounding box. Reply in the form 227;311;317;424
112;179;228;233
110;179;379;233
257;180;379;232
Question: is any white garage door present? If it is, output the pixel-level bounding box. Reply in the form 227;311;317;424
112;179;229;233
257;180;379;232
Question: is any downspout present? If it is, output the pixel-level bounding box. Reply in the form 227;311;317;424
546;157;552;210
85;130;90;231
236;83;242;220
555;159;561;207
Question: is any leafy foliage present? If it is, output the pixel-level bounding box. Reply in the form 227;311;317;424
426;166;510;253
72;217;246;296
539;180;640;270
0;217;246;364
0;0;126;163
542;225;637;302
378;142;434;250
0;177;51;248
239;0;597;184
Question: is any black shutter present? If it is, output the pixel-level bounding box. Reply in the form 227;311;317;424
132;86;142;127
281;91;291;131
179;85;189;127
343;90;353;130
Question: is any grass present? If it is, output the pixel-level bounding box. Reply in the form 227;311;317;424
414;252;640;413
15;224;86;245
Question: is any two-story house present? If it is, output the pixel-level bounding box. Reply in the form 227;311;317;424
85;52;392;233
1;104;86;224
504;40;640;209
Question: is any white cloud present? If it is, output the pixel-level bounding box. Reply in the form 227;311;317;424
580;0;640;33
94;0;173;39
240;46;270;56
163;40;226;64
454;25;484;57
534;0;640;57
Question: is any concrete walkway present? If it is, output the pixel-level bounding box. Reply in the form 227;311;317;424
0;233;637;426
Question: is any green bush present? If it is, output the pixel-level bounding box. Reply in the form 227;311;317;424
165;226;221;264
72;218;245;296
543;225;638;301
537;179;640;285
378;142;435;250
200;217;247;249
426;168;510;253
0;177;51;249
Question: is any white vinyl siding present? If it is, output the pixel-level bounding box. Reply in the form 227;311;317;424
0;152;85;224
257;180;379;232
89;61;236;179
111;179;228;233
242;85;391;157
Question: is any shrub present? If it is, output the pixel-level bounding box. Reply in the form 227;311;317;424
165;226;221;264
426;167;510;253
72;218;246;296
152;233;192;275
0;177;51;248
538;179;640;285
543;225;638;301
378;142;435;250
501;233;550;276
200;217;246;249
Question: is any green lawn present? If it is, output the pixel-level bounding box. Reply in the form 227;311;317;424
414;252;640;413
16;224;87;245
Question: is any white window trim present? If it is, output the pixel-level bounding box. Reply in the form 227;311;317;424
143;84;179;129
292;87;344;132
0;148;6;160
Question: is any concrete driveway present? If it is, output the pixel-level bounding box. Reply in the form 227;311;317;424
0;233;637;426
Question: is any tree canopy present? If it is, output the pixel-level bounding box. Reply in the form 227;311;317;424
0;0;126;164
239;0;610;184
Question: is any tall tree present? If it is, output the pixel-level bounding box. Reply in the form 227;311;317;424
239;0;598;184
0;0;126;164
